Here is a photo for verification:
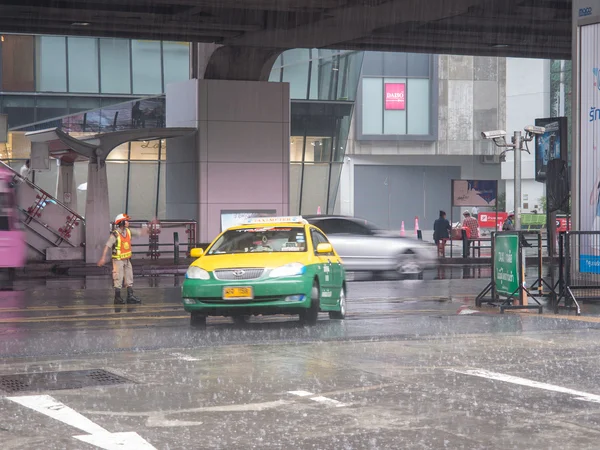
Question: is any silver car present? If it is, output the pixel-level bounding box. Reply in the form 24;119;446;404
305;215;438;278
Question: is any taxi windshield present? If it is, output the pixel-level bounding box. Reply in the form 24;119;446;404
208;227;307;254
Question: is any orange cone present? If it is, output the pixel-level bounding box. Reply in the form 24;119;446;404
317;206;321;215
414;216;419;235
400;221;405;236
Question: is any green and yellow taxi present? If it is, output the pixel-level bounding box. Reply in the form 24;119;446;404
182;216;346;327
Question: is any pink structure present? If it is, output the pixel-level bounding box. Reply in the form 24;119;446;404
0;167;26;272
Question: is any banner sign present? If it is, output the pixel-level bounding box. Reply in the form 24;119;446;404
478;212;508;229
452;180;497;207
579;22;600;272
494;234;520;296
384;83;406;110
534;117;567;182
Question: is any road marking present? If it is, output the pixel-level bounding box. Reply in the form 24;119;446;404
6;395;157;449
170;352;200;361
288;390;313;397
310;396;347;407
450;369;600;403
74;432;157;450
288;390;347;407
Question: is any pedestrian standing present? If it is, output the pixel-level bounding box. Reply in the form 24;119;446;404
433;210;451;258
462;211;480;239
97;213;148;304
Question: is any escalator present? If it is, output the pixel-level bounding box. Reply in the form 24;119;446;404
0;161;86;262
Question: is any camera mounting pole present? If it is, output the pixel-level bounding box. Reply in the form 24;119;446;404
483;127;541;230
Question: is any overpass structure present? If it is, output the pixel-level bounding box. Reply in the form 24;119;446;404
0;0;572;65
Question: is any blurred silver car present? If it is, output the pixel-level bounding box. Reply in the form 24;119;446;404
304;215;438;278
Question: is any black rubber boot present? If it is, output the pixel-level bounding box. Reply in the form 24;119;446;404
114;288;125;304
126;286;141;304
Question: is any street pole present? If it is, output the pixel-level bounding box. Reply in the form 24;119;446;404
513;130;522;230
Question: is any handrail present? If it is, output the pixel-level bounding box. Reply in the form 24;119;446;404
0;159;85;223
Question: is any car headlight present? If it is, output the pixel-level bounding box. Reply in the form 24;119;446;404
186;266;210;280
269;263;306;278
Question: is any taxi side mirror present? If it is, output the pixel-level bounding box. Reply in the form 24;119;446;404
190;248;204;258
316;243;333;254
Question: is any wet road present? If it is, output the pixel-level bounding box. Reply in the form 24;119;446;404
2;270;600;448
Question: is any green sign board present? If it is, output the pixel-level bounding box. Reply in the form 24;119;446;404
494;234;520;296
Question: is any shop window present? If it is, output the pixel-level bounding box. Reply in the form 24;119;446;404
36;36;67;92
1;35;35;92
131;40;162;94
100;38;131;94
163;41;189;90
68;37;99;93
362;78;383;134
407;78;430;135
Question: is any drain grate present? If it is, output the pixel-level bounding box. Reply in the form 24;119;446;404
0;369;134;394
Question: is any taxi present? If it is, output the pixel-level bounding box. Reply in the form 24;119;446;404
181;216;346;327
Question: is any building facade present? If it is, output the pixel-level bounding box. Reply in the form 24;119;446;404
1;33;561;234
337;54;506;230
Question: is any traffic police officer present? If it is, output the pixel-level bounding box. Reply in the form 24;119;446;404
97;213;148;304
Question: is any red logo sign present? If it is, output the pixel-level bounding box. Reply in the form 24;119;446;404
478;212;508;229
556;218;571;232
385;83;406;110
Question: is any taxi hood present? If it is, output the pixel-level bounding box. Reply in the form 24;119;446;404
192;251;312;271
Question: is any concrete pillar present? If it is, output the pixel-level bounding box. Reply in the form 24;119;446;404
56;160;78;211
85;161;110;264
166;79;290;242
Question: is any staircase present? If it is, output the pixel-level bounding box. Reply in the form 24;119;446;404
1;161;86;262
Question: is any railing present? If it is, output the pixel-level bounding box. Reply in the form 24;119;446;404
127;220;198;262
0;160;86;261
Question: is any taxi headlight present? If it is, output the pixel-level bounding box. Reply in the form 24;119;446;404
186;266;210;280
269;263;306;278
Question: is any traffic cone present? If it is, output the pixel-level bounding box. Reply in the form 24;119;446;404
317;206;321;215
414;216;419;235
400;221;405;236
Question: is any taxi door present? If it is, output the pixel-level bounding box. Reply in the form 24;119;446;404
310;228;341;305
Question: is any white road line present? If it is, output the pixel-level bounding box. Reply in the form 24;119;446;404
7;395;107;435
288;390;314;397
74;432;157;450
170;352;200;361
309;396;347;408
450;369;600;403
288;390;347;407
6;395;157;449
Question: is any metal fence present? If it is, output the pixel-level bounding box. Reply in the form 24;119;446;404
127;220;198;262
553;231;600;314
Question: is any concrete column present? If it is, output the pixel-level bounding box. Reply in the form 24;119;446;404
56;160;78;211
166;79;290;242
85;161;110;264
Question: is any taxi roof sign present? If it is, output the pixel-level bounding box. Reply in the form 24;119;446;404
243;216;307;225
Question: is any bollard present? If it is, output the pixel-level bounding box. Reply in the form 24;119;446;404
174;232;179;265
417;230;422;240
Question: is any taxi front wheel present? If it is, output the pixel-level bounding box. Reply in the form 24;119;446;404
300;281;320;326
190;312;207;328
329;286;346;320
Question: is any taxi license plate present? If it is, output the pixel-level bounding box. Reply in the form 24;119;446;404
223;287;253;299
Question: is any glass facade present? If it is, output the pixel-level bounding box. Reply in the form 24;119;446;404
0;34;189;129
269;50;363;215
1;41;364;221
358;52;435;138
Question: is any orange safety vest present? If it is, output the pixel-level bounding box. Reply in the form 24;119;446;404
112;228;132;260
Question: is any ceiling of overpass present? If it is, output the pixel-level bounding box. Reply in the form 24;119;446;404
0;0;572;59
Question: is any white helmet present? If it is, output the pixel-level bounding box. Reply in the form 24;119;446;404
114;213;131;226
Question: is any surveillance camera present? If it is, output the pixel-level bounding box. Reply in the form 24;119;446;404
524;125;546;135
481;130;506;140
